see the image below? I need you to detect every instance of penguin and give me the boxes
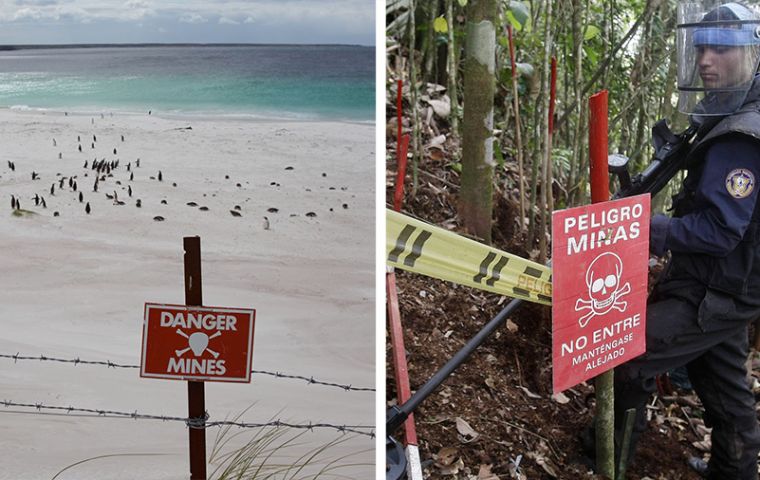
[53,138,57,147]
[68,178,72,188]
[78,144,82,153]
[263,216,270,230]
[158,171,163,182]
[31,171,38,180]
[93,179,98,192]
[230,210,242,217]
[136,159,140,168]
[58,152,62,159]
[15,199,20,210]
[50,184,55,195]
[41,197,46,209]
[127,162,131,172]
[130,172,134,181]
[136,199,142,208]
[10,195,15,209]
[77,135,80,142]
[93,135,96,142]
[128,185,132,197]
[78,192,83,203]
[83,160,88,169]
[72,181,77,192]
[85,202,90,214]
[34,194,39,206]
[91,142,95,149]
[9,161,14,172]
[121,135,124,142]
[113,148,117,155]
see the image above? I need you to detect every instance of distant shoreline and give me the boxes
[0,106,375,126]
[0,43,373,51]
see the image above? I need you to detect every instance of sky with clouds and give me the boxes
[0,0,375,45]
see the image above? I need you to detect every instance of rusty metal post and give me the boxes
[184,236,206,480]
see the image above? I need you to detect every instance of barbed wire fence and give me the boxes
[0,353,375,392]
[0,400,375,438]
[0,352,375,438]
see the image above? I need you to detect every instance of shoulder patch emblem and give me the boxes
[725,168,755,199]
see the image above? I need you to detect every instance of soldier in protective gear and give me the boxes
[604,2,760,478]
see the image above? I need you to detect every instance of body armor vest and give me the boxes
[667,94,760,300]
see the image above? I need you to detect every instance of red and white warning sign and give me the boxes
[551,194,650,393]
[141,303,255,383]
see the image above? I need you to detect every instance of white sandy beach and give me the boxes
[0,108,375,479]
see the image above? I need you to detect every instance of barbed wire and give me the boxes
[0,400,375,438]
[0,353,374,392]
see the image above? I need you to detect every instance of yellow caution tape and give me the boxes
[386,209,552,305]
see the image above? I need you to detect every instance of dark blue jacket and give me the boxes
[650,87,760,303]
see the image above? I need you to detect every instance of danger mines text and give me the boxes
[563,204,644,256]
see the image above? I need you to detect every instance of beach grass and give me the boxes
[209,408,371,480]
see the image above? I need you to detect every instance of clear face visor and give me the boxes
[677,1,760,116]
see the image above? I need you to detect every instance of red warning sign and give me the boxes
[141,303,255,383]
[551,194,650,393]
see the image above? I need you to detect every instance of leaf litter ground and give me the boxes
[384,137,755,479]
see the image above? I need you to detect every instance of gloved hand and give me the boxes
[650,214,670,256]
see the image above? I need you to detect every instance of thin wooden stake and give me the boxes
[184,236,206,480]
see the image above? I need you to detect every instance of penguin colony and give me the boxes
[4,119,353,226]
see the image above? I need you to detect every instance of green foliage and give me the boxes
[434,16,448,33]
[388,0,681,214]
[584,25,600,40]
[505,1,530,32]
[494,139,505,168]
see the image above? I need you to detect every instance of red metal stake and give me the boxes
[184,236,206,480]
[387,271,417,446]
[589,90,614,479]
[397,79,403,151]
[589,91,610,204]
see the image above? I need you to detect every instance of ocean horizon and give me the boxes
[0,44,374,122]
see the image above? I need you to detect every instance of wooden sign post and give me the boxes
[184,236,206,480]
[140,237,256,479]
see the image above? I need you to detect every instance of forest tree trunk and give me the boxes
[460,0,497,243]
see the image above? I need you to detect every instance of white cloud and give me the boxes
[178,13,206,24]
[0,0,375,44]
[124,0,148,8]
[14,0,58,6]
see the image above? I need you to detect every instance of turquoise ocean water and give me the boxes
[0,45,374,121]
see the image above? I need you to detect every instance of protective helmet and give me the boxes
[677,1,760,116]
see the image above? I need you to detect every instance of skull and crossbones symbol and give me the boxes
[574,252,630,328]
[175,329,221,358]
